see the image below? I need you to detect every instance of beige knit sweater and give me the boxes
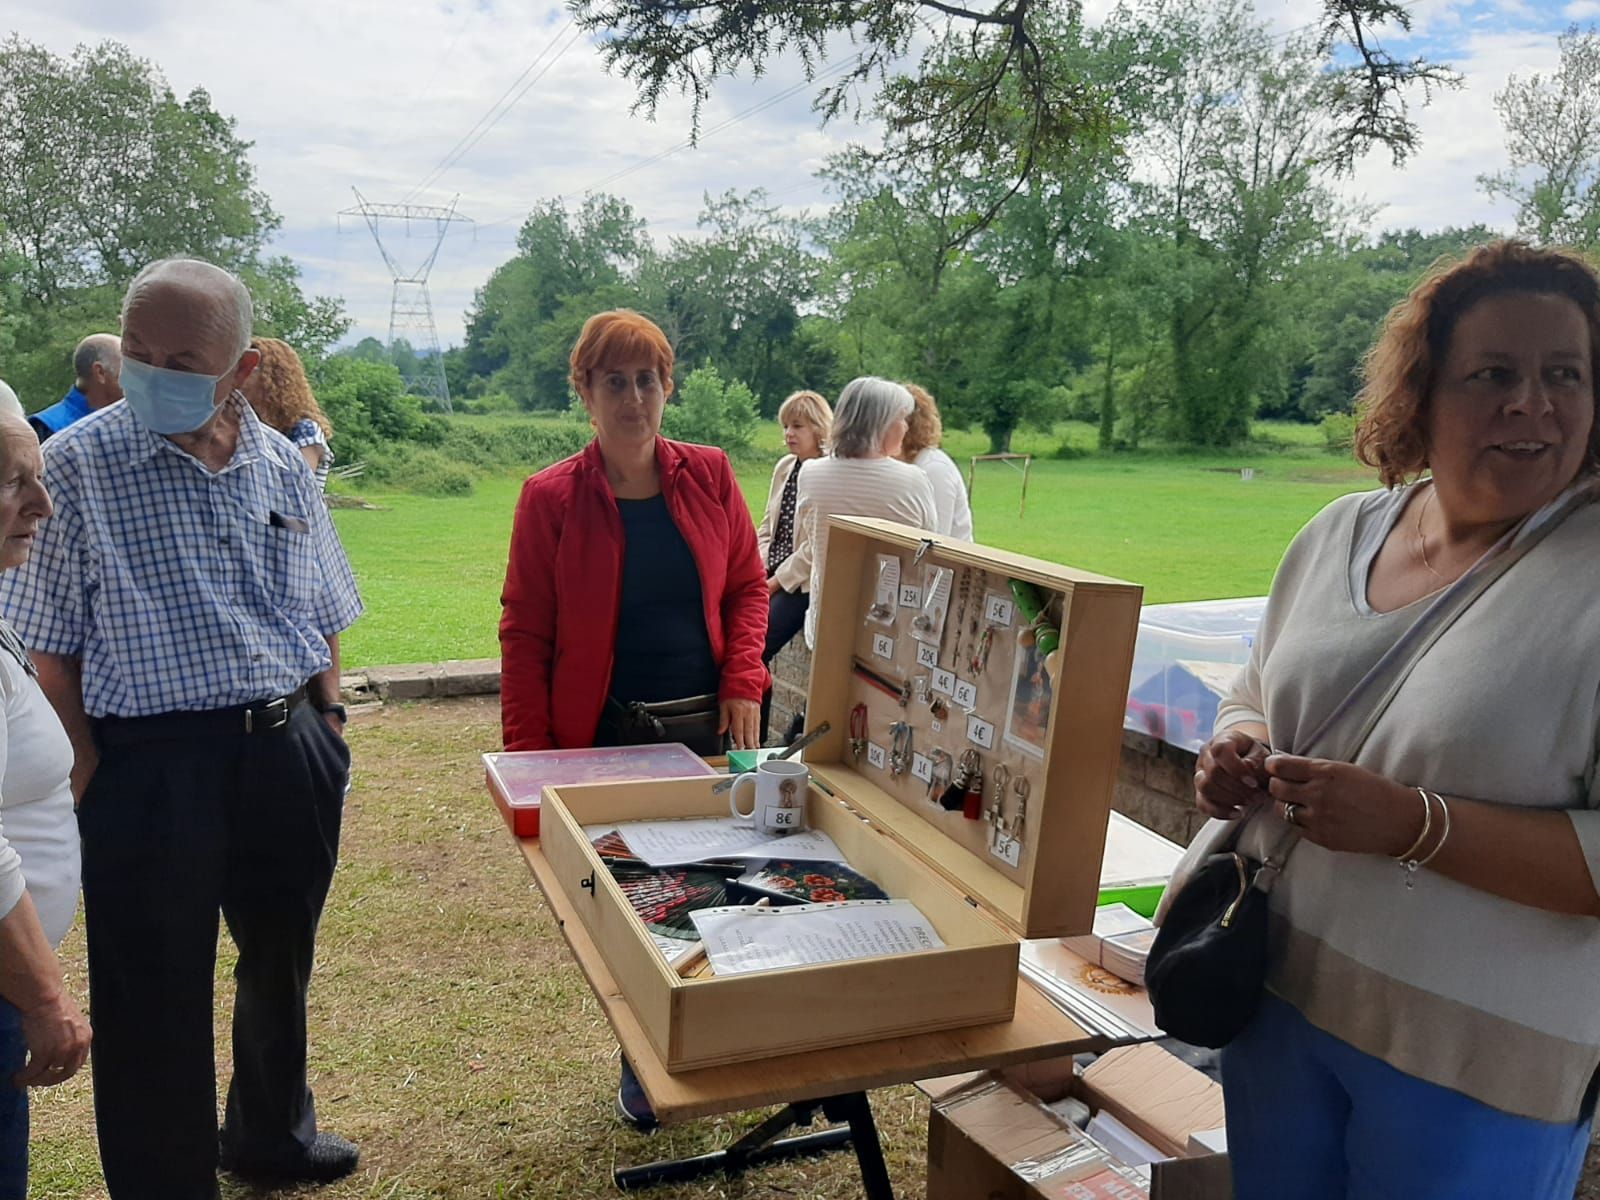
[1218,485,1600,1122]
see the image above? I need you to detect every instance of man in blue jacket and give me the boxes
[27,333,123,442]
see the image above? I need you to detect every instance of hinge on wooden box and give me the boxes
[964,895,980,908]
[914,538,937,565]
[579,871,596,896]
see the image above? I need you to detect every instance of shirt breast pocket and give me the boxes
[247,518,320,610]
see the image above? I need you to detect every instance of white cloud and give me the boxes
[0,0,1576,345]
[1564,1,1600,20]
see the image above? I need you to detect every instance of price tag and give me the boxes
[911,753,933,783]
[767,808,802,830]
[932,668,956,696]
[990,830,1023,868]
[952,678,979,710]
[967,713,996,749]
[931,720,943,733]
[916,642,939,670]
[984,593,1016,626]
[866,742,888,771]
[899,584,922,608]
[872,633,895,661]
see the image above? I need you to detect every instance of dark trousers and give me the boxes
[760,588,810,744]
[79,700,349,1199]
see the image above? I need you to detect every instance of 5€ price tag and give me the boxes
[984,593,1016,626]
[966,713,996,750]
[916,642,939,670]
[990,829,1023,868]
[866,742,888,771]
[871,633,895,661]
[911,753,933,783]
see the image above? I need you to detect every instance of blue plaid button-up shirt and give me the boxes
[0,394,364,717]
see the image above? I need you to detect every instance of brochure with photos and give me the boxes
[736,859,890,905]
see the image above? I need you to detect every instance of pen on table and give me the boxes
[711,723,832,794]
[675,898,771,978]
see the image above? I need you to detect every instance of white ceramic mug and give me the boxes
[728,758,809,834]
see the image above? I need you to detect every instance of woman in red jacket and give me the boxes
[499,309,767,757]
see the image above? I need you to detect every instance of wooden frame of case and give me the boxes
[537,517,1141,1072]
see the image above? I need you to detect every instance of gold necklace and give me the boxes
[1415,484,1444,580]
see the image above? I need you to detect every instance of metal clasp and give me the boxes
[579,872,596,896]
[244,697,289,734]
[914,538,937,565]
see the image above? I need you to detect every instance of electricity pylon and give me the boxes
[341,189,473,411]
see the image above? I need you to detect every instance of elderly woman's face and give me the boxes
[579,356,667,452]
[0,420,52,572]
[782,417,822,460]
[1427,292,1594,522]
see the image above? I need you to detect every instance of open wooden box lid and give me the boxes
[803,517,1142,940]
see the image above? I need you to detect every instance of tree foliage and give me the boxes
[660,364,761,453]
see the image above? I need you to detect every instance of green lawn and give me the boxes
[332,420,1375,668]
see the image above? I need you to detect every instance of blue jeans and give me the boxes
[0,997,26,1200]
[1222,994,1593,1199]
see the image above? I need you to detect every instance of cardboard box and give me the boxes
[925,1047,1231,1200]
[540,518,1142,1070]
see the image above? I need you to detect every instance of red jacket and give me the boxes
[500,437,770,751]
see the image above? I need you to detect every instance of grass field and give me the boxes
[331,419,1376,669]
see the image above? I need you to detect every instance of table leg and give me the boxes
[613,1091,893,1198]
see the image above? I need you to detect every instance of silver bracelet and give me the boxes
[1395,786,1433,864]
[1401,790,1451,890]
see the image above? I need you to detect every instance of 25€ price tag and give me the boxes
[931,668,956,696]
[967,713,996,750]
[952,678,979,710]
[871,633,895,661]
[911,753,933,783]
[984,593,1016,626]
[899,584,922,608]
[990,829,1023,868]
[866,742,888,771]
[916,642,939,670]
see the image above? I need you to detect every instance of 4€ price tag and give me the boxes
[966,713,996,750]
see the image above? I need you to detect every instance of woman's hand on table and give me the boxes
[1264,754,1421,856]
[720,698,761,751]
[1194,729,1271,819]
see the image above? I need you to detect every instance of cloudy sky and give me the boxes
[3,0,1589,345]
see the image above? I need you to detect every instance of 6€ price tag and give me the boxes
[866,742,888,771]
[984,593,1016,626]
[966,713,996,750]
[911,753,933,783]
[872,633,895,661]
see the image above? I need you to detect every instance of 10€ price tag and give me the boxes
[872,633,895,661]
[866,742,888,771]
[967,713,996,749]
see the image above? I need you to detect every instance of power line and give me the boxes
[402,16,582,204]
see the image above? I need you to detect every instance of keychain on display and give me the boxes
[853,659,912,706]
[914,675,932,706]
[1010,775,1031,844]
[849,703,868,763]
[1010,578,1064,685]
[987,764,1011,836]
[948,568,974,666]
[969,625,996,677]
[962,752,986,820]
[889,722,914,778]
[939,750,973,811]
[930,696,949,722]
[868,555,901,626]
[911,565,953,645]
[927,749,954,803]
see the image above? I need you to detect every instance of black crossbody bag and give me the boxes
[599,693,725,759]
[1145,485,1593,1049]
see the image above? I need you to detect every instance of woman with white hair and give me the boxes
[792,377,938,648]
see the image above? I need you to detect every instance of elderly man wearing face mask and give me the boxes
[0,258,364,1198]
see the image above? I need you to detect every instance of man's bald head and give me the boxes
[75,333,124,408]
[0,380,22,421]
[121,259,254,366]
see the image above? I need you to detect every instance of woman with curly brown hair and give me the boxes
[1186,240,1600,1197]
[899,382,973,539]
[240,337,335,490]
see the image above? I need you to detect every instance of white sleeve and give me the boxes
[0,673,21,923]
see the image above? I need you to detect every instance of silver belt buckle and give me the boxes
[245,697,290,733]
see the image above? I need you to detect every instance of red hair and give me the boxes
[569,310,675,397]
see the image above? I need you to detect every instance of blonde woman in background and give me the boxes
[240,337,335,490]
[900,383,973,540]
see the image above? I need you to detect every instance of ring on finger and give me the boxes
[1283,802,1301,827]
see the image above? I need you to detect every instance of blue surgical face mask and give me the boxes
[118,356,232,434]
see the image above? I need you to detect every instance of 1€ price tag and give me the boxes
[911,753,933,784]
[931,668,956,696]
[899,584,922,609]
[916,642,939,670]
[871,633,895,661]
[967,713,996,750]
[866,742,888,771]
[952,678,979,710]
[990,829,1023,868]
[984,593,1016,626]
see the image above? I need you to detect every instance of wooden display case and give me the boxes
[539,517,1142,1072]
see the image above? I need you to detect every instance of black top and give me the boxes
[609,495,720,703]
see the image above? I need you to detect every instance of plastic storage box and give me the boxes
[485,744,719,837]
[1124,597,1266,751]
